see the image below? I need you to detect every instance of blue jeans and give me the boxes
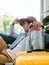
[0,33,16,44]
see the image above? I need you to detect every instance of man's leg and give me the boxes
[0,50,13,65]
[0,63,4,65]
[0,36,8,52]
[0,33,16,44]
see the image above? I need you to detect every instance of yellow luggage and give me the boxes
[14,50,49,65]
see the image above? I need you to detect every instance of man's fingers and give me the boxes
[12,18,19,25]
[32,21,41,31]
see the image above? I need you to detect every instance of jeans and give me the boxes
[0,33,16,44]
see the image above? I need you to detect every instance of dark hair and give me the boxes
[19,18,34,26]
[26,16,37,21]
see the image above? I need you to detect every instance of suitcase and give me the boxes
[14,50,49,65]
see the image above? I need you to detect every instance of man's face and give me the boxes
[23,21,29,32]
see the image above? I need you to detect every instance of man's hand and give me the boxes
[12,18,19,25]
[33,21,42,31]
[30,21,42,31]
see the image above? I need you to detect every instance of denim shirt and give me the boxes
[9,24,27,49]
[9,24,19,38]
[9,32,27,49]
[7,30,44,60]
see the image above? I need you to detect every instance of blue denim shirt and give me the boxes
[9,32,27,49]
[7,28,44,59]
[8,24,27,49]
[9,24,19,38]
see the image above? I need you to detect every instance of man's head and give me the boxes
[19,19,32,32]
[19,16,37,32]
[19,16,42,32]
[23,16,41,31]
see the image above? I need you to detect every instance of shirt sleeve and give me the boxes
[36,29,44,49]
[31,30,37,49]
[9,24,19,38]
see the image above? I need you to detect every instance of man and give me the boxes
[0,16,43,65]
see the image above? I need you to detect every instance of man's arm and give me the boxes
[9,18,19,38]
[9,24,14,35]
[29,21,43,49]
[36,30,44,49]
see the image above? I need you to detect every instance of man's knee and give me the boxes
[0,50,13,64]
[0,36,8,52]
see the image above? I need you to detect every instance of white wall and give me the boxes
[44,0,49,16]
[44,0,49,11]
[0,0,40,21]
[40,0,49,21]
